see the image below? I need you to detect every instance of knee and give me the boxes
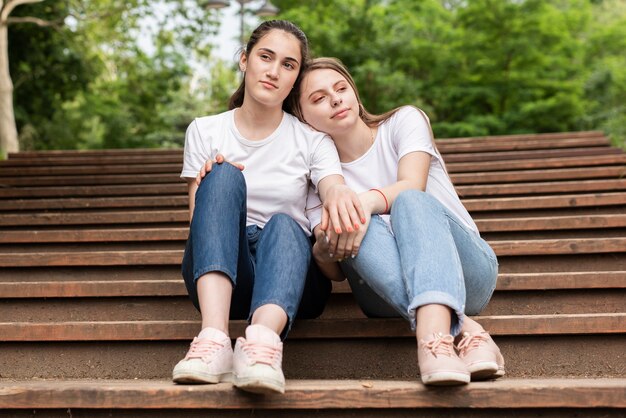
[197,162,245,195]
[265,213,300,232]
[392,190,434,215]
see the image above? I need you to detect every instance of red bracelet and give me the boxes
[369,188,389,214]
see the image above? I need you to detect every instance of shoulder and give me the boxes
[190,110,232,135]
[283,112,331,144]
[387,106,430,126]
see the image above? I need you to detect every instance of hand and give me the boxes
[326,209,371,261]
[320,184,366,235]
[195,154,244,185]
[312,226,335,265]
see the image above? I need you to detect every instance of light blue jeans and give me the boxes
[341,190,498,336]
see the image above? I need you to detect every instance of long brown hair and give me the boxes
[228,20,310,112]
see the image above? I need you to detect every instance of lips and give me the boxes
[331,108,350,119]
[260,80,278,89]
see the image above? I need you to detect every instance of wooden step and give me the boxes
[1,153,623,177]
[1,192,623,213]
[3,165,623,187]
[443,146,624,163]
[0,378,624,410]
[436,136,610,153]
[2,178,624,199]
[1,271,623,298]
[1,314,624,341]
[2,238,624,267]
[2,215,624,243]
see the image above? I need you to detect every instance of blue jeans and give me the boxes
[181,163,331,339]
[341,190,498,336]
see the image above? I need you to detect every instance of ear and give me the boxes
[239,52,247,72]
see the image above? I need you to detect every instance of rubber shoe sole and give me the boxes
[234,375,285,394]
[421,370,470,386]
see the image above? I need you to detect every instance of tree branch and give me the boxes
[1,0,45,24]
[7,15,62,28]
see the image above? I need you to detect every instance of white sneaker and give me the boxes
[233,324,285,394]
[172,327,233,384]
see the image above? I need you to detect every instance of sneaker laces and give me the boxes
[241,341,282,367]
[185,337,226,361]
[422,333,456,358]
[456,331,489,357]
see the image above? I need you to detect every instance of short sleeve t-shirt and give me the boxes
[307,106,478,234]
[181,110,343,235]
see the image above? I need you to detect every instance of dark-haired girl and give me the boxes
[173,23,364,394]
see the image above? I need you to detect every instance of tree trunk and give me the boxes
[0,20,19,156]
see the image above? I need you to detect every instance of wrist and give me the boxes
[359,191,379,214]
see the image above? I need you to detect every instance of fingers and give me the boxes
[335,232,353,261]
[196,159,213,185]
[216,153,244,171]
[320,206,329,232]
[326,226,339,258]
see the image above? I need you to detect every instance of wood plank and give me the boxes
[463,192,626,211]
[0,280,187,298]
[0,227,188,243]
[491,237,626,256]
[0,196,188,211]
[476,214,626,232]
[1,192,623,212]
[438,130,605,143]
[1,238,624,266]
[0,210,189,226]
[0,163,182,176]
[0,173,179,187]
[447,154,626,173]
[0,378,623,409]
[436,137,610,153]
[1,154,623,177]
[0,184,186,198]
[443,147,623,163]
[0,210,186,226]
[0,154,183,167]
[333,271,626,293]
[451,166,626,185]
[1,271,624,298]
[2,214,624,243]
[456,179,626,197]
[496,271,626,291]
[0,314,623,341]
[0,250,184,267]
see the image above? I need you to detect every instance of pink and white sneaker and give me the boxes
[456,331,506,380]
[233,324,285,394]
[172,327,233,384]
[418,332,470,386]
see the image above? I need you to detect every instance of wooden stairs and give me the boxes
[0,130,625,417]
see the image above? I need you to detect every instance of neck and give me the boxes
[333,120,375,163]
[235,95,284,141]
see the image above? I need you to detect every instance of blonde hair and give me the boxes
[290,57,403,127]
[291,57,455,188]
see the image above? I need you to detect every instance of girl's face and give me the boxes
[298,68,360,136]
[240,29,302,108]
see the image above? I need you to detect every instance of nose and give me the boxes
[266,62,280,80]
[330,93,342,107]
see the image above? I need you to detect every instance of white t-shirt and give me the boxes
[307,106,478,234]
[181,109,343,235]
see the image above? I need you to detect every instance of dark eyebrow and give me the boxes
[258,47,300,67]
[307,80,345,100]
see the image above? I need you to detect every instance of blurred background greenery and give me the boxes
[7,0,626,151]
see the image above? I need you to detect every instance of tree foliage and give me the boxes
[276,0,625,145]
[7,0,626,150]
